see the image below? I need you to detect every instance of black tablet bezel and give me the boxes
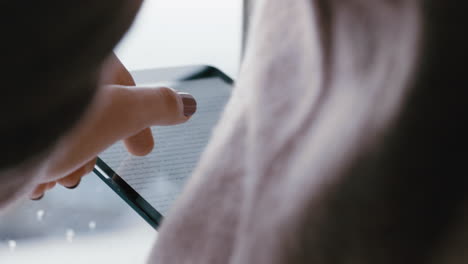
[93,65,233,230]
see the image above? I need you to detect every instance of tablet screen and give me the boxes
[97,68,232,224]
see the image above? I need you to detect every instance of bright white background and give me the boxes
[116,0,242,77]
[0,1,242,263]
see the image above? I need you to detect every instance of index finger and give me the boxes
[44,85,196,181]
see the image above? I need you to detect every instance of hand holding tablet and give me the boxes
[28,55,196,201]
[95,65,233,229]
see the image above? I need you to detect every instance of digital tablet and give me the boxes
[93,65,233,230]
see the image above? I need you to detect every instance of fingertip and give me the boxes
[125,141,155,156]
[31,194,44,201]
[124,128,155,156]
[65,179,81,189]
[30,184,48,200]
[177,92,197,118]
[58,159,94,188]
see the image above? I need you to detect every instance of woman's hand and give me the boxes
[29,54,197,199]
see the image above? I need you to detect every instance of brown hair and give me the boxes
[0,0,141,202]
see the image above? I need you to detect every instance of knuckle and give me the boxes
[157,87,177,102]
[155,87,181,116]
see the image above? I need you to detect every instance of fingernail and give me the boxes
[65,180,81,190]
[31,194,44,201]
[178,92,197,117]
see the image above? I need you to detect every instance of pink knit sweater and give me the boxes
[149,0,468,263]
